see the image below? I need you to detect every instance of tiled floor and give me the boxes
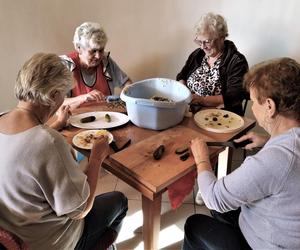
[92,148,247,250]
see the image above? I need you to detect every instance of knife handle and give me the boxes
[110,141,120,152]
[119,139,131,151]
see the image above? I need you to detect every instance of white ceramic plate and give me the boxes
[72,129,113,150]
[69,111,130,129]
[194,109,244,133]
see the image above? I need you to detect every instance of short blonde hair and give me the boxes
[15,53,73,107]
[194,12,228,39]
[73,22,108,50]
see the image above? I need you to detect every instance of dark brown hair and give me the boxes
[244,57,300,121]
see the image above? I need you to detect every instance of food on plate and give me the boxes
[194,109,244,133]
[175,146,189,155]
[80,115,96,123]
[75,130,110,148]
[107,100,126,110]
[150,95,173,102]
[202,111,239,129]
[153,145,165,160]
[180,152,190,161]
[105,113,111,122]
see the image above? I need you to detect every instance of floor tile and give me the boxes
[98,168,211,249]
[95,169,118,194]
[116,200,200,250]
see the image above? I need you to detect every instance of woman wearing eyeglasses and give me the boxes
[61,22,132,109]
[177,12,249,116]
[177,13,249,206]
[183,57,300,250]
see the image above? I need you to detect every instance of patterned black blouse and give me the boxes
[187,55,222,96]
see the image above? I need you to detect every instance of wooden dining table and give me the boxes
[59,102,256,250]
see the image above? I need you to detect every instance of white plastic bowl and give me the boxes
[120,78,192,130]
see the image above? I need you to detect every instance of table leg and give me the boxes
[142,194,162,250]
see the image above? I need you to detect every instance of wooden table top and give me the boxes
[58,103,256,200]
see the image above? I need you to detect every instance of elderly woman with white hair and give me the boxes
[177,12,249,115]
[183,57,300,249]
[0,53,128,249]
[177,12,249,206]
[61,22,132,108]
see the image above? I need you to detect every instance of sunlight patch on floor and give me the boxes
[158,225,184,249]
[132,225,184,250]
[116,209,143,243]
[117,208,184,249]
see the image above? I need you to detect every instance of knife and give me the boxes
[207,139,252,149]
[207,141,235,148]
[110,139,131,152]
[110,140,120,152]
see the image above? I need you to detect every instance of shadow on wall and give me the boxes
[130,54,173,81]
[128,28,193,82]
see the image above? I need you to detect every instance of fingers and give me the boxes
[244,142,256,150]
[234,134,250,143]
[56,105,71,120]
[190,138,210,166]
[93,135,110,152]
[234,132,265,150]
[190,138,208,153]
[62,105,71,115]
[90,135,110,161]
[85,90,105,102]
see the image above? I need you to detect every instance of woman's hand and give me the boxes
[190,138,212,172]
[234,131,269,150]
[191,94,204,105]
[178,79,186,85]
[84,90,105,102]
[50,105,71,130]
[89,135,110,166]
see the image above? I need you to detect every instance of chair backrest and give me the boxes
[0,228,28,250]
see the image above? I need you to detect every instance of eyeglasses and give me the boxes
[194,38,213,48]
[87,47,105,56]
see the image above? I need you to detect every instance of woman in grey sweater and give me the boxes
[0,53,127,249]
[183,57,300,249]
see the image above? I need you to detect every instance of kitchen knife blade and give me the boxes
[207,139,252,149]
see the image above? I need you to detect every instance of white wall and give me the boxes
[1,0,300,112]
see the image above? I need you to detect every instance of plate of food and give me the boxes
[72,129,113,150]
[69,111,130,129]
[194,109,244,133]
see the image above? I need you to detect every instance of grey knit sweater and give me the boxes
[199,128,300,249]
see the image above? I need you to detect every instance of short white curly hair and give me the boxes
[194,13,228,39]
[73,22,108,50]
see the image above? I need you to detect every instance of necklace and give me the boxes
[15,106,44,125]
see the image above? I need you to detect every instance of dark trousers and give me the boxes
[182,209,251,250]
[75,191,128,250]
